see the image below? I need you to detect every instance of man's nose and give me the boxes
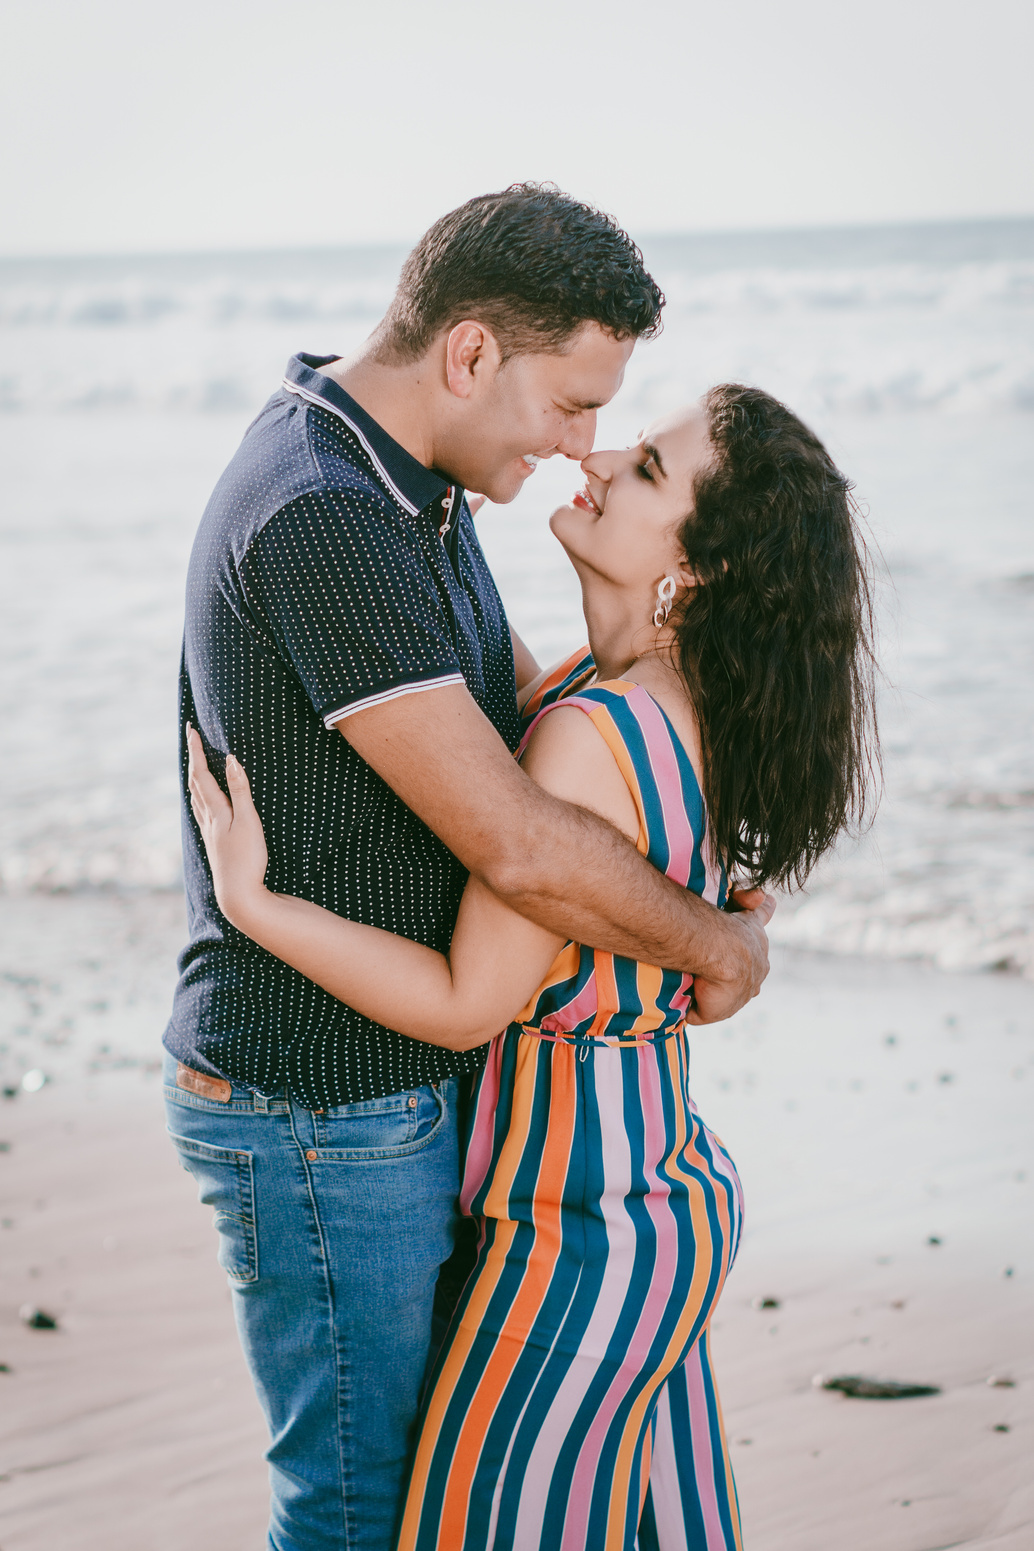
[556,411,597,462]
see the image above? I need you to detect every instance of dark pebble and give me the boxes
[18,1305,58,1330]
[752,1296,781,1309]
[993,1424,1011,1433]
[0,1362,10,1373]
[816,1374,941,1399]
[926,1235,943,1246]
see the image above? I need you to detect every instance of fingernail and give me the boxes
[226,755,239,774]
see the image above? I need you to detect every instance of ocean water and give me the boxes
[1,218,1032,981]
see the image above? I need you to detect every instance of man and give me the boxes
[164,184,773,1551]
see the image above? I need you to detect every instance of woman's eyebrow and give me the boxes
[642,441,667,479]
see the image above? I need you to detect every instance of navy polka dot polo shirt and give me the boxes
[164,353,521,1107]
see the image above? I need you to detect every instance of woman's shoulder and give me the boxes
[519,700,642,845]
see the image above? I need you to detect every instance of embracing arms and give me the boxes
[336,683,773,1024]
[190,675,773,1033]
[190,710,636,1049]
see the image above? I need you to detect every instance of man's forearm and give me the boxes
[484,792,740,983]
[338,684,768,1017]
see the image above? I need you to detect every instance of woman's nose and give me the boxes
[581,446,617,480]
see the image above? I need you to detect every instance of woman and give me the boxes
[188,383,878,1550]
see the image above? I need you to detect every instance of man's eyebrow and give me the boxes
[642,441,667,479]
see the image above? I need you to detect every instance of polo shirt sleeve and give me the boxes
[241,486,466,728]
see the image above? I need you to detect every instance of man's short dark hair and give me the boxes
[377,183,664,363]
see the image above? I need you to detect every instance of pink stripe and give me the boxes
[646,1384,691,1551]
[516,692,602,759]
[512,1051,638,1547]
[625,688,698,886]
[459,1039,503,1214]
[560,1049,684,1548]
[537,968,599,1034]
[685,1340,729,1551]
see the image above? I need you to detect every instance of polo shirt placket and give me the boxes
[165,354,521,1108]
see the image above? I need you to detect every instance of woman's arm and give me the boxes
[187,712,639,1051]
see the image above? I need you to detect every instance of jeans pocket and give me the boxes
[313,1084,448,1161]
[169,1130,259,1283]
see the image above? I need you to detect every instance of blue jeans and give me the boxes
[163,1053,468,1551]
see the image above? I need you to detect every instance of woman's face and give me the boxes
[550,403,713,605]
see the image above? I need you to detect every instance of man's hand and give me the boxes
[338,683,772,1000]
[685,885,776,1025]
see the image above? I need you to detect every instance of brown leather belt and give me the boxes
[176,1061,232,1104]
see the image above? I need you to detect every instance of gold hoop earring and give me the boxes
[653,576,677,628]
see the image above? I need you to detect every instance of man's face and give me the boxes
[438,323,636,504]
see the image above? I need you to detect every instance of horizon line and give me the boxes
[1,211,1032,268]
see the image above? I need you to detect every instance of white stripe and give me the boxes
[282,378,420,517]
[323,673,465,727]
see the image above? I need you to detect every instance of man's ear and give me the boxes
[444,321,502,400]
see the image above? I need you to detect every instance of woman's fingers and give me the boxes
[225,753,254,803]
[185,727,269,908]
[224,752,264,838]
[186,724,234,832]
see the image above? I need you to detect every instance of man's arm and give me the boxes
[339,683,772,1022]
[509,625,540,693]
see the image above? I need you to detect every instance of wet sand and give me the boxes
[0,918,1031,1550]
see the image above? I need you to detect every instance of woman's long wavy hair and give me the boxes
[673,384,880,889]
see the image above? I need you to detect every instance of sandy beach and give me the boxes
[0,895,1030,1550]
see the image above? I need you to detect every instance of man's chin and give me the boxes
[476,471,526,506]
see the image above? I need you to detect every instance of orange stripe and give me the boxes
[583,706,649,854]
[397,1040,542,1550]
[589,950,621,1039]
[522,647,594,718]
[703,1330,745,1551]
[629,963,665,1039]
[604,1038,733,1544]
[434,1045,579,1548]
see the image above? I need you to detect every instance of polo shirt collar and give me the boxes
[282,353,451,519]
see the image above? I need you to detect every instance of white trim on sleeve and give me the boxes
[323,673,466,728]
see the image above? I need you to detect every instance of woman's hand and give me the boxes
[186,725,269,926]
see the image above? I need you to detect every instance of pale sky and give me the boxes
[2,0,1032,256]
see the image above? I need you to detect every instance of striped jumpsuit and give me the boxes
[398,651,745,1551]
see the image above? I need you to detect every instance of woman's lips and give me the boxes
[572,486,601,515]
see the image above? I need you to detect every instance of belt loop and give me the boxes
[578,1043,589,1063]
[252,1089,269,1114]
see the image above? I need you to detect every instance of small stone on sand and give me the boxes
[815,1374,941,1399]
[19,1304,58,1330]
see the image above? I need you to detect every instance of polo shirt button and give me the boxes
[408,1096,418,1109]
[305,1149,318,1161]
